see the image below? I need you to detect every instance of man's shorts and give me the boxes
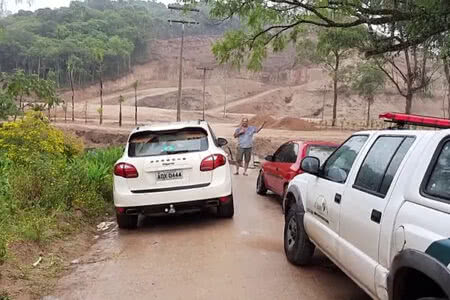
[237,147,252,164]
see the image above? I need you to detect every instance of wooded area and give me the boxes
[0,0,238,88]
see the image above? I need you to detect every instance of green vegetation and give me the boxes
[207,0,449,61]
[0,70,59,120]
[0,112,123,263]
[0,0,239,88]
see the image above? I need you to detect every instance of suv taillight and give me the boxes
[114,163,139,178]
[200,154,226,171]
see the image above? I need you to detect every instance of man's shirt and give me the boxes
[235,126,257,148]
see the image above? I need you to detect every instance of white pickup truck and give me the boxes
[283,128,450,300]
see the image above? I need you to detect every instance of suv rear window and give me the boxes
[307,145,337,165]
[128,128,209,157]
[424,140,450,201]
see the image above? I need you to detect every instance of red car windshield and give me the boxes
[307,145,337,165]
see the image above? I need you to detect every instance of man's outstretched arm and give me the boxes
[257,122,266,133]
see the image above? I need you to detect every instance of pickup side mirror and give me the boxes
[265,155,274,162]
[217,138,228,147]
[300,156,320,175]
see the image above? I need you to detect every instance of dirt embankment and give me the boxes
[62,127,129,148]
[249,114,317,131]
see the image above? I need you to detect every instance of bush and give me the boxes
[0,111,83,163]
[0,113,122,259]
[82,147,123,201]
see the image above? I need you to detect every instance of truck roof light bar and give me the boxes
[379,112,450,129]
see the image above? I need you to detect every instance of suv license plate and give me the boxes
[157,170,183,181]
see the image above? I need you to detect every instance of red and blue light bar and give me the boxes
[379,112,450,129]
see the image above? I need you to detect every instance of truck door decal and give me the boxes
[313,195,329,223]
[425,238,450,267]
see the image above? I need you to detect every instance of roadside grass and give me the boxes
[0,112,123,296]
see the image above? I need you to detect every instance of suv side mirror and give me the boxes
[217,138,228,147]
[301,156,320,175]
[265,155,274,162]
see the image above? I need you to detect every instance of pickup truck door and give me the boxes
[304,135,369,256]
[338,136,415,295]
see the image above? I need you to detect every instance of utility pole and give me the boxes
[168,4,199,122]
[322,84,327,122]
[223,69,228,118]
[197,66,213,121]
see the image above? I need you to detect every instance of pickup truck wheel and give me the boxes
[116,213,138,229]
[284,204,315,266]
[256,171,267,195]
[217,199,234,218]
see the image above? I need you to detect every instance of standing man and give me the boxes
[234,118,265,176]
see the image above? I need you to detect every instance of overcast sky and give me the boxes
[6,0,173,13]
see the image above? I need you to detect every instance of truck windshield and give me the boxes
[128,128,209,157]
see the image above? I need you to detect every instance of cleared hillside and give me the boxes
[62,35,448,124]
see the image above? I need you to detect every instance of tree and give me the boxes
[374,42,439,114]
[67,55,81,122]
[91,47,106,125]
[133,80,138,126]
[207,0,450,61]
[439,35,450,118]
[6,69,33,120]
[118,94,124,127]
[62,101,67,123]
[351,62,386,127]
[297,26,366,126]
[0,91,17,120]
[31,76,60,119]
[0,70,59,120]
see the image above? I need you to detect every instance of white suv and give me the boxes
[113,121,233,229]
[283,129,450,300]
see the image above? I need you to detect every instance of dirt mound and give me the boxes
[248,114,277,127]
[249,114,317,131]
[139,88,211,110]
[274,117,317,131]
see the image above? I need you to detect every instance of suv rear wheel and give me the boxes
[116,213,138,229]
[217,199,234,218]
[284,203,315,266]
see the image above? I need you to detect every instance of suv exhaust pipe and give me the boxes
[126,208,139,215]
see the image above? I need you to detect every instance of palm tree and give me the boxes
[119,95,125,127]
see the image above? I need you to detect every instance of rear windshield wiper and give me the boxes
[165,150,190,155]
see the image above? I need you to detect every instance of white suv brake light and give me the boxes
[200,154,226,172]
[114,163,139,178]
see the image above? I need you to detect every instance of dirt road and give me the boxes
[46,169,368,300]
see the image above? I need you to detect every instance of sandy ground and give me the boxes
[45,169,369,300]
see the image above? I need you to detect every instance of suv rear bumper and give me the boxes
[113,171,232,207]
[116,195,233,216]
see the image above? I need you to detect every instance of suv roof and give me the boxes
[132,120,208,134]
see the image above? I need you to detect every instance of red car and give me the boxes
[256,141,339,198]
